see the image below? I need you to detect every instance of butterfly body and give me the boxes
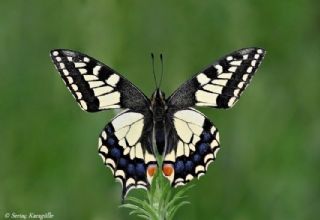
[50,47,266,198]
[150,89,167,155]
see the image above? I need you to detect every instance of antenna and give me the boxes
[151,53,158,89]
[159,53,164,88]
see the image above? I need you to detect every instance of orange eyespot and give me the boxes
[147,165,157,177]
[162,164,174,176]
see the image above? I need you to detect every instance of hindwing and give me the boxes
[162,108,220,186]
[98,109,157,198]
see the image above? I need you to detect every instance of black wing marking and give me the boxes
[98,109,157,198]
[162,108,220,187]
[167,47,266,109]
[50,49,149,112]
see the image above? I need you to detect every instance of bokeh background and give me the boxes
[1,1,320,219]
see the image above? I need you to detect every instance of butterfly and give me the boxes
[50,47,265,199]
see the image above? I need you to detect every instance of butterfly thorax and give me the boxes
[150,89,167,155]
[150,89,166,120]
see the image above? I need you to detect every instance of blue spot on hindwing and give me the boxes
[106,125,113,134]
[174,160,185,175]
[107,137,116,146]
[202,131,212,142]
[127,164,135,176]
[118,158,127,168]
[135,163,146,177]
[110,147,121,159]
[185,160,194,172]
[198,143,209,155]
[193,154,201,163]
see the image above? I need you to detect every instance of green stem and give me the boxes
[121,171,193,220]
[121,155,193,220]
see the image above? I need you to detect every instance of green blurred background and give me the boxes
[1,0,319,219]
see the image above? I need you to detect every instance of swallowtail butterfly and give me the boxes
[50,47,265,198]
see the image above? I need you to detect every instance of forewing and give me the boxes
[162,108,220,187]
[50,49,149,112]
[167,48,266,109]
[98,109,157,198]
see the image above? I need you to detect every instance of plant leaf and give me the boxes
[126,196,146,206]
[137,214,151,220]
[141,200,159,220]
[120,203,150,217]
[164,184,194,212]
[167,201,191,220]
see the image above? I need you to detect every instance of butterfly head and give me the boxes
[151,89,165,104]
[150,89,167,116]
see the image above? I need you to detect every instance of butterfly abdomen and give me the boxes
[150,89,167,155]
[155,121,165,154]
[153,104,166,155]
